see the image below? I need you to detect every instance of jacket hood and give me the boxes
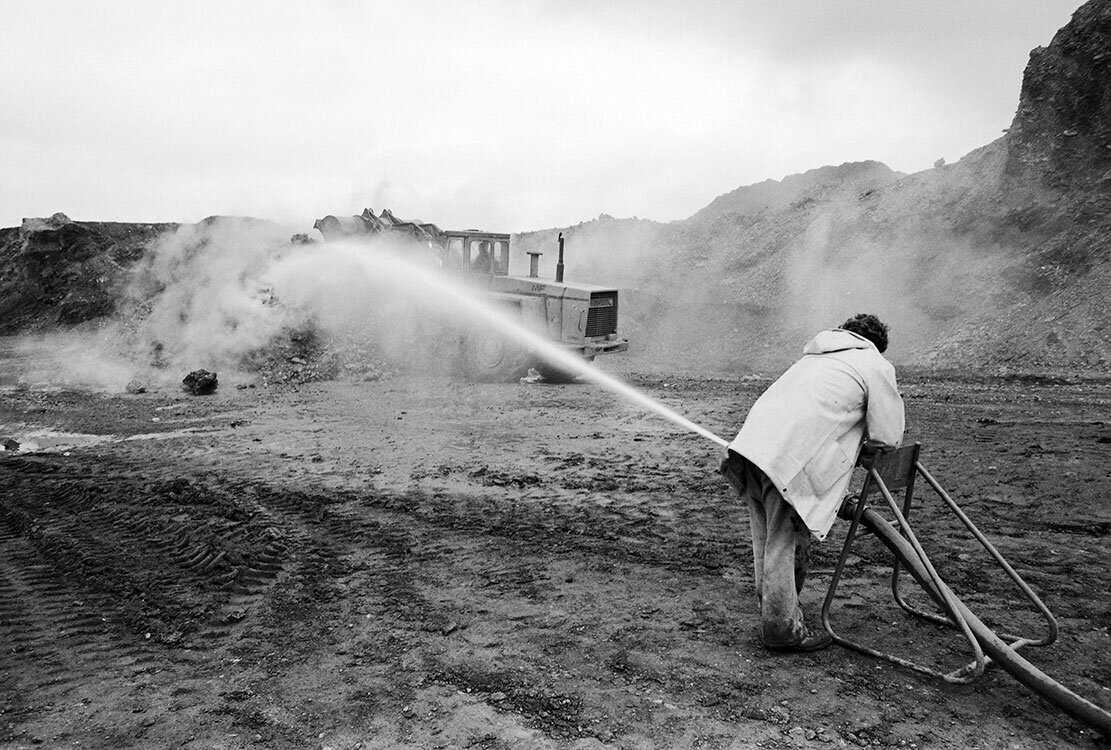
[802,328,875,355]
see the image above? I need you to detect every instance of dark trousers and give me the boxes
[722,452,811,646]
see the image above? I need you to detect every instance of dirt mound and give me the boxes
[689,160,905,225]
[0,213,178,334]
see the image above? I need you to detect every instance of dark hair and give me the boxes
[840,313,889,353]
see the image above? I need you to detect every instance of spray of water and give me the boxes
[6,220,731,450]
[300,240,731,448]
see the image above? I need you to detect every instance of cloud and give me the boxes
[0,0,1082,231]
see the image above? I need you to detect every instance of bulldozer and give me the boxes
[312,208,628,382]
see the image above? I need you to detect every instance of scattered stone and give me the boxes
[767,705,791,724]
[182,369,218,395]
[125,380,147,394]
[2,438,20,451]
[787,726,808,743]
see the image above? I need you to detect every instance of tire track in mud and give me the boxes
[0,516,164,744]
[0,449,448,745]
[0,456,291,641]
[0,443,744,744]
[239,483,435,635]
[366,485,743,577]
[0,452,302,743]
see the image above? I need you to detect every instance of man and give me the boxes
[471,242,493,273]
[720,313,905,652]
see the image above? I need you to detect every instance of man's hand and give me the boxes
[858,441,885,470]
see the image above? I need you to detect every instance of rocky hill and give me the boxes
[518,0,1111,375]
[2,0,1108,378]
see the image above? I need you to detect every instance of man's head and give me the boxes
[839,313,889,353]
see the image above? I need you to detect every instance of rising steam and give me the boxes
[8,219,468,391]
[126,218,300,375]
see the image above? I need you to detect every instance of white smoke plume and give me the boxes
[5,218,472,392]
[126,218,300,375]
[781,199,1013,362]
[123,218,465,384]
[6,329,137,392]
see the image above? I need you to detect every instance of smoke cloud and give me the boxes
[126,218,299,376]
[6,219,475,392]
[781,198,1012,363]
[509,179,1016,375]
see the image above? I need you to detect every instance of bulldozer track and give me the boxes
[0,447,737,685]
[0,520,160,718]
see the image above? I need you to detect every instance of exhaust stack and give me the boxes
[556,232,565,283]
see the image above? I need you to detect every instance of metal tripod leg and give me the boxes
[889,462,1058,677]
[821,464,986,683]
[818,444,1110,734]
[858,503,1111,735]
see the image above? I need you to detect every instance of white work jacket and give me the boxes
[728,329,905,540]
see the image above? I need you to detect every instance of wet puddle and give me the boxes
[0,426,218,454]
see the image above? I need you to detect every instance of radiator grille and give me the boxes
[586,292,618,337]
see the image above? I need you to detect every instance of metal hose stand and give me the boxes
[858,504,1111,736]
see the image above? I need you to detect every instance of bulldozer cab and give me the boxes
[441,231,510,276]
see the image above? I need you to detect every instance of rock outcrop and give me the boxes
[1005,0,1111,193]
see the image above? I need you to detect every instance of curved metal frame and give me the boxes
[851,501,1111,735]
[821,443,1058,684]
[890,462,1058,677]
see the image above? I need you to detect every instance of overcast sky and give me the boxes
[0,0,1083,233]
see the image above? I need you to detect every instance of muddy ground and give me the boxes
[1,354,1110,750]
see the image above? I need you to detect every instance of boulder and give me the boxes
[182,369,218,395]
